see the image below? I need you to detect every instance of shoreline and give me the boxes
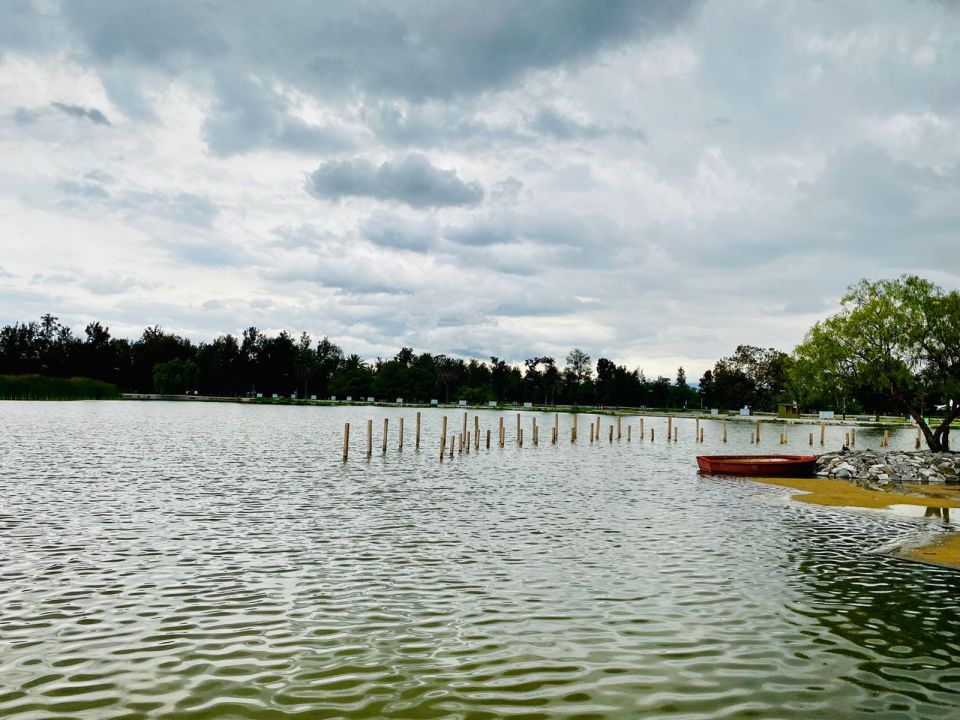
[745,474,960,569]
[115,393,927,428]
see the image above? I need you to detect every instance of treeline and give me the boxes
[0,374,121,400]
[0,315,701,407]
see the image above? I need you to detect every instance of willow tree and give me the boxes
[792,276,960,452]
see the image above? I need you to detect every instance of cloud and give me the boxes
[202,73,355,156]
[123,191,219,227]
[306,155,484,208]
[51,102,111,125]
[530,107,646,141]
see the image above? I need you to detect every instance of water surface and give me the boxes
[1,402,958,718]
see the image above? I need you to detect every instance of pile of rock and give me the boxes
[816,450,960,490]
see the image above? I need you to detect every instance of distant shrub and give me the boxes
[0,374,122,400]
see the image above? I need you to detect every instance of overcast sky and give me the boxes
[1,1,958,378]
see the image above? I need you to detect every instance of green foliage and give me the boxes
[792,275,960,450]
[1,314,700,407]
[152,358,200,394]
[0,374,121,400]
[699,345,792,412]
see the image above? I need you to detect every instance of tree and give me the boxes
[792,275,960,451]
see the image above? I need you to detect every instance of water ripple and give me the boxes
[2,402,960,718]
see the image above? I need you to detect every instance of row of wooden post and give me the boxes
[343,413,903,461]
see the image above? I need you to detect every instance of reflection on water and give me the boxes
[1,402,959,719]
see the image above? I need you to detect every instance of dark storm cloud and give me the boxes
[50,1,697,99]
[51,102,111,125]
[2,1,697,153]
[306,155,483,208]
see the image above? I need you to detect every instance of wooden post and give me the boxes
[699,427,704,442]
[449,435,454,459]
[820,423,825,446]
[651,427,655,442]
[590,424,595,442]
[440,416,448,461]
[668,416,673,438]
[695,418,700,438]
[519,428,523,447]
[486,428,491,449]
[532,417,537,446]
[783,426,787,443]
[516,413,521,443]
[916,428,921,449]
[416,411,421,450]
[723,421,728,443]
[755,420,760,442]
[465,431,470,454]
[342,423,350,461]
[572,414,578,442]
[367,419,373,457]
[554,413,559,441]
[851,428,856,446]
[463,412,468,441]
[595,415,600,438]
[673,427,678,442]
[617,416,622,440]
[399,417,404,450]
[639,417,644,438]
[627,425,632,442]
[609,425,613,442]
[552,426,557,444]
[809,432,813,446]
[845,432,850,447]
[475,416,480,450]
[499,417,505,448]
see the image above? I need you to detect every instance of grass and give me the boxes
[0,374,122,400]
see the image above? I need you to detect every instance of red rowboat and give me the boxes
[696,454,818,477]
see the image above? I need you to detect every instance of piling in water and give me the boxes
[367,419,373,457]
[342,423,350,461]
[399,417,404,450]
[440,416,448,461]
[416,411,421,450]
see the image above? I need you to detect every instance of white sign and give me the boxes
[818,410,835,420]
[710,408,719,416]
[431,399,438,405]
[458,400,467,406]
[272,393,278,399]
[396,398,403,404]
[330,395,336,401]
[256,393,262,398]
[367,397,374,403]
[310,394,316,400]
[346,396,352,402]
[739,406,750,416]
[488,401,497,407]
[523,402,533,408]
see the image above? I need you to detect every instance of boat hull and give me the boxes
[696,454,818,477]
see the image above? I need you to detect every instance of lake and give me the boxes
[1,402,958,719]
